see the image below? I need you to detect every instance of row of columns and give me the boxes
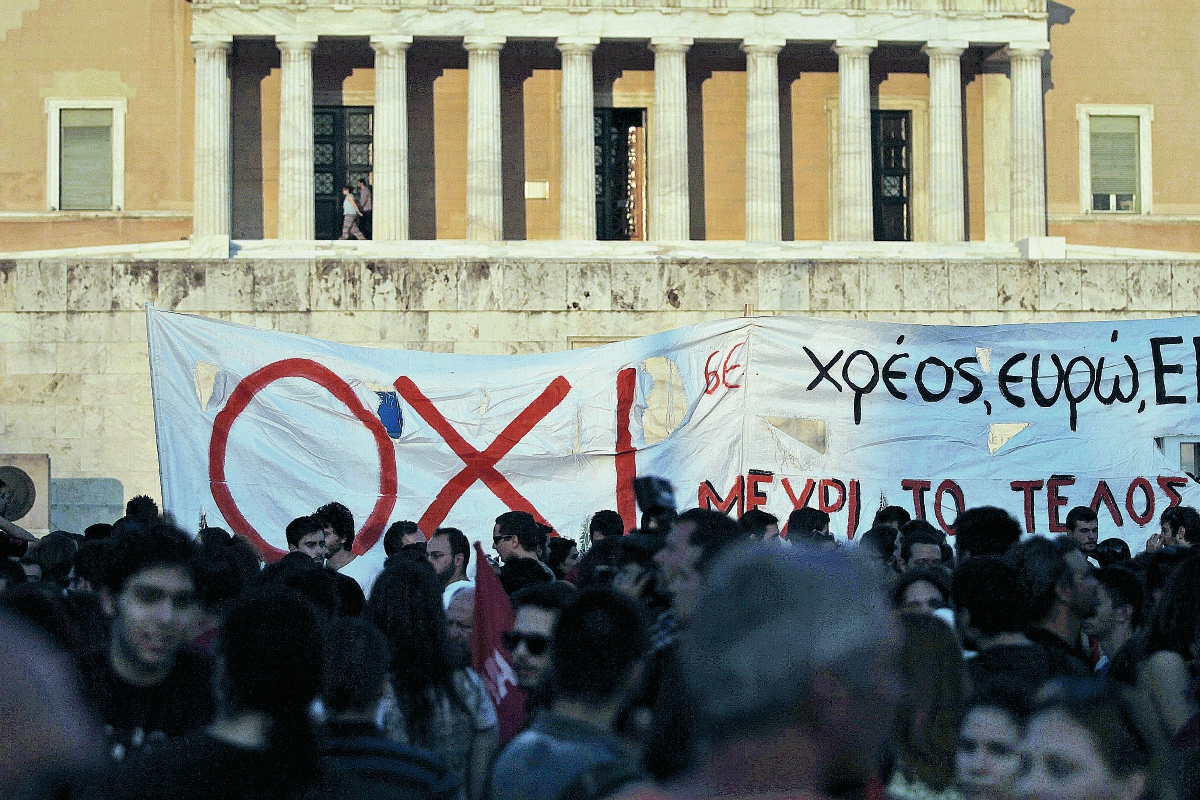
[190,34,1049,243]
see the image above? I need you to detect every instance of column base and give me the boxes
[190,234,231,258]
[1016,236,1066,260]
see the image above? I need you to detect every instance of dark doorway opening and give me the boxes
[871,109,912,242]
[594,108,646,241]
[314,106,374,240]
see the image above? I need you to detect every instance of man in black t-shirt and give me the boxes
[78,519,214,761]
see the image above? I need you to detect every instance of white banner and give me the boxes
[147,305,1200,587]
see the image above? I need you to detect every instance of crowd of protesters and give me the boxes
[1,486,1198,800]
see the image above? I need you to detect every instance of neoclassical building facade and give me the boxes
[1,0,1197,252]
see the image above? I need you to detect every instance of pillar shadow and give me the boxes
[686,64,711,241]
[231,39,277,240]
[779,60,800,241]
[500,52,533,241]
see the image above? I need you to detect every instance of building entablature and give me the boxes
[191,2,1047,42]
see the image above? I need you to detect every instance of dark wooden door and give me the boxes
[595,108,646,241]
[872,110,912,242]
[314,106,374,240]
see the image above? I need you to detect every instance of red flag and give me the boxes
[471,542,527,743]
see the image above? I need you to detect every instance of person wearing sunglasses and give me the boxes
[506,582,579,695]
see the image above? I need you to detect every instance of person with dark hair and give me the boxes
[493,511,546,564]
[546,537,580,581]
[1015,680,1150,800]
[495,512,554,592]
[312,504,365,618]
[1083,566,1143,675]
[285,515,325,565]
[951,556,1050,696]
[860,524,899,569]
[488,589,652,800]
[899,520,945,572]
[1119,553,1200,753]
[85,522,113,541]
[611,533,667,607]
[1158,504,1200,548]
[316,502,356,571]
[124,495,160,524]
[874,504,912,531]
[738,509,780,543]
[428,526,472,606]
[78,519,213,761]
[192,533,261,649]
[655,508,745,624]
[954,506,1022,563]
[116,588,340,799]
[30,531,78,588]
[322,618,461,800]
[589,509,627,544]
[1094,537,1132,567]
[1065,506,1100,557]
[507,581,580,694]
[574,536,623,588]
[384,519,431,567]
[956,684,1028,800]
[1007,536,1099,680]
[786,506,832,546]
[0,558,26,592]
[891,566,951,615]
[259,551,340,617]
[367,557,498,800]
[887,612,966,800]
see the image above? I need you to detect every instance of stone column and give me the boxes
[649,37,692,241]
[833,40,875,241]
[557,37,599,240]
[277,35,317,240]
[1009,43,1047,240]
[925,41,967,242]
[742,38,784,242]
[464,36,505,241]
[371,35,413,241]
[191,35,233,245]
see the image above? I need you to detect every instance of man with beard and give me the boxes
[428,527,472,608]
[1064,506,1099,559]
[1007,535,1100,679]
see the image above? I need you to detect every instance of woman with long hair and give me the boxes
[887,612,967,800]
[116,587,333,799]
[367,558,498,800]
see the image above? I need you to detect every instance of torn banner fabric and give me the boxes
[148,305,1200,587]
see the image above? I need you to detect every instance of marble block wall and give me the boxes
[1,255,1195,530]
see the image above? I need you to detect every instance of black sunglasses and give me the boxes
[502,631,551,656]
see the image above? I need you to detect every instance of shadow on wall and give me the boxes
[50,478,123,534]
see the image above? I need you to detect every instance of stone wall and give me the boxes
[3,255,1199,531]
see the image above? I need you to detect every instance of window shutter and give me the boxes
[60,108,113,210]
[1090,116,1139,195]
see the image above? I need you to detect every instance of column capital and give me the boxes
[922,40,968,57]
[1006,41,1049,59]
[650,37,693,53]
[556,36,600,54]
[191,34,233,52]
[276,34,318,53]
[741,38,785,55]
[833,39,876,56]
[370,34,414,54]
[463,35,506,53]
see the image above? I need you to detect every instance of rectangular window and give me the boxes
[60,108,114,210]
[1077,104,1152,216]
[1090,115,1139,213]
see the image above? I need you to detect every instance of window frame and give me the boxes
[44,97,126,212]
[1076,104,1153,216]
